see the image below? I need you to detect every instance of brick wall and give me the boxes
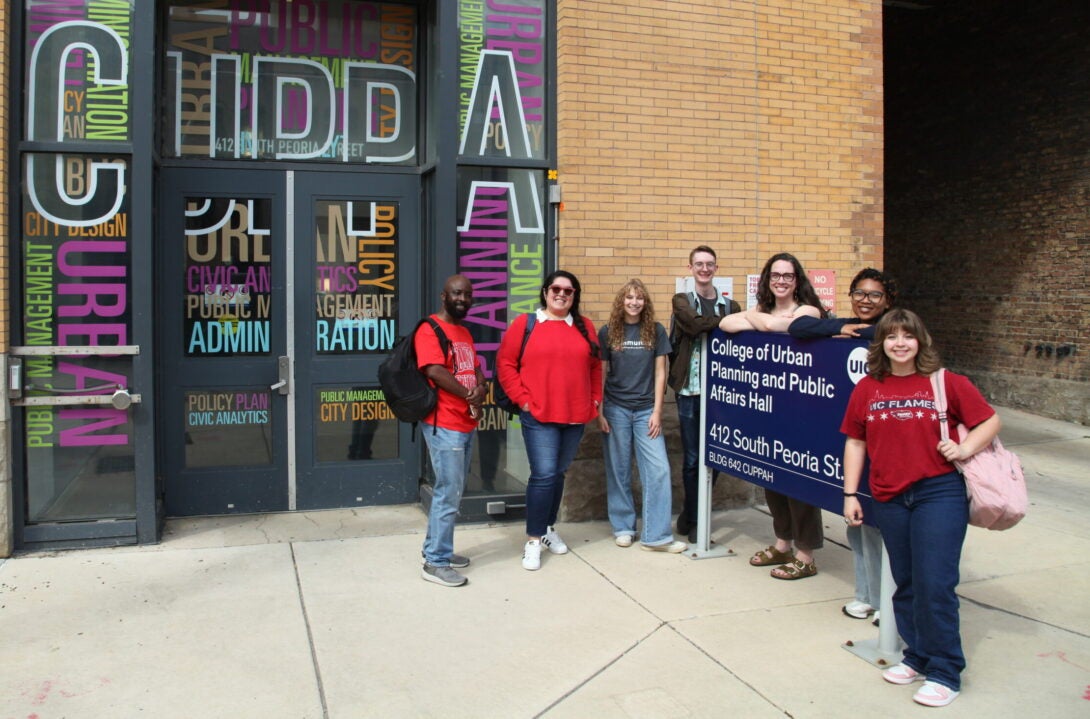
[556,0,884,320]
[885,1,1090,424]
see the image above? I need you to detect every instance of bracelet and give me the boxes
[842,492,858,498]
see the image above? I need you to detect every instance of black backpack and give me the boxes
[378,318,450,425]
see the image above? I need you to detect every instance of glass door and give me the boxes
[157,168,421,516]
[292,171,421,510]
[158,170,288,515]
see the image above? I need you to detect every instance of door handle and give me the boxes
[271,355,291,395]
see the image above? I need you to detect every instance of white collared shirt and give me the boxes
[535,307,574,325]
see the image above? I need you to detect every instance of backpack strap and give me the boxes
[424,317,450,363]
[930,368,950,443]
[420,317,452,434]
[515,314,535,367]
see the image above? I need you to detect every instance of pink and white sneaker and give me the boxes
[882,663,924,685]
[913,680,960,707]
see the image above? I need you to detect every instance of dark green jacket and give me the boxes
[667,290,739,393]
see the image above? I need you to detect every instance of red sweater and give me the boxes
[496,312,603,424]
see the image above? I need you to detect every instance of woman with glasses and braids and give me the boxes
[718,253,827,580]
[791,268,897,622]
[789,267,898,342]
[497,270,602,571]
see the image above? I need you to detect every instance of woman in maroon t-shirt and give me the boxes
[840,309,1000,708]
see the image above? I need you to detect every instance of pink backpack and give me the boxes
[930,370,1027,531]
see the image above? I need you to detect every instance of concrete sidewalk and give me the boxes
[1,406,1087,718]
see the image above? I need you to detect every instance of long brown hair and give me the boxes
[756,252,826,315]
[867,308,942,379]
[606,279,657,351]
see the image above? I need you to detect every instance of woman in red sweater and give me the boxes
[497,270,602,571]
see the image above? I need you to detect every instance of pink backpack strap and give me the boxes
[930,368,950,442]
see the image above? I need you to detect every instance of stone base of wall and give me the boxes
[972,370,1090,426]
[560,402,757,523]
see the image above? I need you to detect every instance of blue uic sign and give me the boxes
[704,331,876,524]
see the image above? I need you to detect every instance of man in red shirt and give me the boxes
[416,275,486,587]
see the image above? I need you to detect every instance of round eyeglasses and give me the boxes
[849,290,885,302]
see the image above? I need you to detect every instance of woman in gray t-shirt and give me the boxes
[597,279,687,552]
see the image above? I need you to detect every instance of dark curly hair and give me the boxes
[849,267,898,308]
[756,252,826,316]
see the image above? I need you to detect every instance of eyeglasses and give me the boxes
[692,262,717,270]
[769,272,796,282]
[849,290,885,302]
[548,285,575,297]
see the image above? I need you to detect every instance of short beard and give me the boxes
[445,301,469,320]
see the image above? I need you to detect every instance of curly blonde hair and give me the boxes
[606,279,657,351]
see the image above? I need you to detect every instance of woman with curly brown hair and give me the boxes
[719,252,825,334]
[597,279,686,552]
[719,253,827,580]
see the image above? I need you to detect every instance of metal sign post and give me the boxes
[686,333,734,560]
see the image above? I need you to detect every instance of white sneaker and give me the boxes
[542,526,569,554]
[842,600,876,619]
[882,663,924,685]
[913,681,959,707]
[615,535,634,547]
[640,540,688,553]
[522,540,542,570]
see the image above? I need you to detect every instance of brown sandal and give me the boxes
[749,545,794,567]
[770,558,817,580]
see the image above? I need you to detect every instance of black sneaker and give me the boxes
[421,563,467,587]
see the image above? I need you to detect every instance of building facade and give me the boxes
[2,0,889,554]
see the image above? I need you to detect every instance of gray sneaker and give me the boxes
[421,563,467,587]
[421,551,470,568]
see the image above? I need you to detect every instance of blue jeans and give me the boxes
[421,425,474,566]
[602,404,674,546]
[675,393,701,522]
[848,523,883,608]
[521,412,585,537]
[872,471,969,691]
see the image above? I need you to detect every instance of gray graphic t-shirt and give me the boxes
[599,322,672,410]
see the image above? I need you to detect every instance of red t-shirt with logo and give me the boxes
[414,315,481,433]
[840,371,995,501]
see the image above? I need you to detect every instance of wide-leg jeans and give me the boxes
[521,412,585,537]
[848,523,884,608]
[872,471,969,692]
[602,403,674,546]
[421,424,474,567]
